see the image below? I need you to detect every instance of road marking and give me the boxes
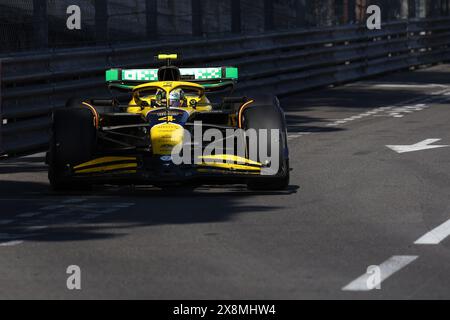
[387,139,449,154]
[342,256,418,291]
[415,219,450,245]
[323,88,450,127]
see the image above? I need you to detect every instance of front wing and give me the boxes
[63,154,278,186]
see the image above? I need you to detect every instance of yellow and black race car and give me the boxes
[46,54,290,191]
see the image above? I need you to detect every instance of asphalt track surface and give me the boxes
[1,65,450,299]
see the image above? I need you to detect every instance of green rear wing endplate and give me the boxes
[106,67,238,85]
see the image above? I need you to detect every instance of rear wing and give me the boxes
[106,67,238,89]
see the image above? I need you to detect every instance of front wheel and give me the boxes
[242,95,290,191]
[48,105,96,191]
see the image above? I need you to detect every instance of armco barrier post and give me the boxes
[146,0,158,39]
[33,0,48,49]
[95,0,108,43]
[231,0,242,33]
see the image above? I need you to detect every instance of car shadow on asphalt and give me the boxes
[0,156,48,174]
[286,114,345,134]
[0,179,299,244]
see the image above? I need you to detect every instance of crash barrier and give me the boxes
[1,17,450,156]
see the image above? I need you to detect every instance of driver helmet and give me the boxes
[168,89,185,108]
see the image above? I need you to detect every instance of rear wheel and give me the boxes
[48,105,96,191]
[242,95,290,191]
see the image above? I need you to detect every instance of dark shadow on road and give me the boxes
[363,69,450,85]
[0,156,47,174]
[0,179,299,243]
[286,114,344,133]
[282,66,450,114]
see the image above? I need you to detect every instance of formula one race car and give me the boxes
[47,54,290,191]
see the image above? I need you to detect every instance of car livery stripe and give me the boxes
[75,163,138,174]
[198,162,261,172]
[199,154,262,167]
[197,168,261,175]
[74,157,138,170]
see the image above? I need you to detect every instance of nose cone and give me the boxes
[151,123,185,156]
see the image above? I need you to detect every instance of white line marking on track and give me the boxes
[387,139,449,154]
[342,256,418,291]
[414,219,450,245]
[0,220,14,225]
[324,88,450,128]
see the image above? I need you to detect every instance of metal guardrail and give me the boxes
[1,18,450,156]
